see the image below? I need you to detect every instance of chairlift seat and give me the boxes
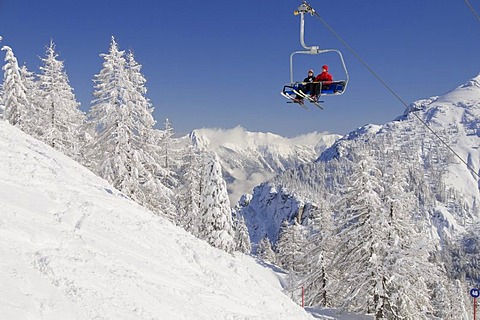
[320,81,347,95]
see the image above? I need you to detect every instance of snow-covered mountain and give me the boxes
[0,121,316,319]
[233,74,480,318]
[190,126,341,205]
[322,73,480,206]
[240,73,480,246]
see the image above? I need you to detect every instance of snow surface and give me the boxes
[239,72,480,280]
[319,73,480,216]
[406,73,480,216]
[0,121,318,319]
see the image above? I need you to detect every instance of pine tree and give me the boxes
[37,40,85,158]
[331,155,393,318]
[176,141,202,234]
[234,214,252,254]
[1,46,33,131]
[276,220,306,272]
[331,153,436,319]
[257,237,276,263]
[378,155,437,319]
[159,118,180,188]
[87,36,138,189]
[198,152,235,253]
[123,49,157,141]
[299,205,334,307]
[86,37,174,218]
[18,65,43,137]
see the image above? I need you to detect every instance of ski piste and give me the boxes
[292,89,324,110]
[280,91,309,109]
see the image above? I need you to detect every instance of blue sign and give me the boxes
[471,288,480,298]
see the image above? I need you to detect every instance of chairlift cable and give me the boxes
[309,6,480,179]
[464,0,480,25]
[312,12,409,107]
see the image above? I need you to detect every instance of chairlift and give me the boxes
[281,1,349,109]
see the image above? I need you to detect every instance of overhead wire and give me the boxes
[310,9,480,180]
[464,0,480,25]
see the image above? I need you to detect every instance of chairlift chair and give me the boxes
[281,1,349,108]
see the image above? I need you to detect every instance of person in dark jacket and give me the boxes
[295,69,316,102]
[311,65,333,101]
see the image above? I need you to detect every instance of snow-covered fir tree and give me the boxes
[379,165,438,319]
[447,224,480,283]
[175,140,202,235]
[37,40,85,159]
[330,152,437,319]
[159,118,180,189]
[275,220,306,272]
[198,152,235,253]
[86,37,174,218]
[0,46,33,131]
[256,237,276,264]
[234,214,251,254]
[18,65,43,137]
[87,36,138,188]
[297,205,334,308]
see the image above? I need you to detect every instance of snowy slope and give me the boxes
[404,74,480,203]
[323,73,480,210]
[241,73,480,247]
[191,126,340,204]
[0,121,315,319]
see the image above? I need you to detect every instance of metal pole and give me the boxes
[299,12,308,50]
[302,286,305,308]
[474,298,476,320]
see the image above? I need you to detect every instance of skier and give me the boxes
[311,65,333,101]
[295,69,316,104]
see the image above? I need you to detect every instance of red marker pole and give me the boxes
[474,297,477,320]
[472,289,480,320]
[301,286,304,308]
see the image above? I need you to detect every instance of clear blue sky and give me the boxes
[1,0,480,137]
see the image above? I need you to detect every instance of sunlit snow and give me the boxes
[0,122,316,319]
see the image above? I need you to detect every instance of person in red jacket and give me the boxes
[311,65,333,101]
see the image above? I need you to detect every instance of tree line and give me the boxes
[251,128,480,319]
[0,36,251,255]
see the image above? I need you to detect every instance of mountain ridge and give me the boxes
[240,73,480,246]
[190,126,341,204]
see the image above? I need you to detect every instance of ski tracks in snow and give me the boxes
[0,123,314,319]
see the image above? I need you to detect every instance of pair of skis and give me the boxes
[281,91,308,109]
[281,89,324,110]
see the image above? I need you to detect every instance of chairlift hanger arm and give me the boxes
[294,1,317,50]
